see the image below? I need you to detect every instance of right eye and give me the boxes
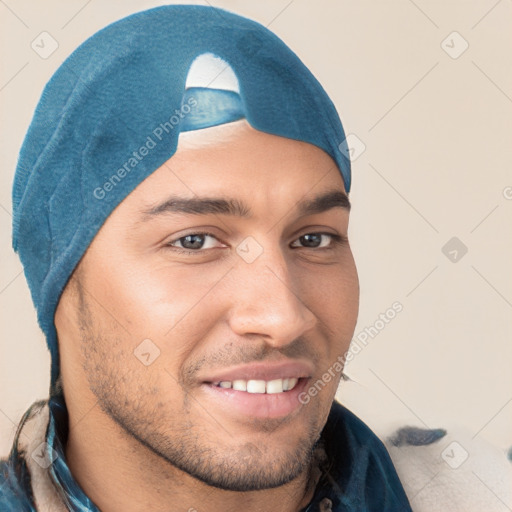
[165,232,225,254]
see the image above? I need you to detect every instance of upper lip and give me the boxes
[201,360,314,383]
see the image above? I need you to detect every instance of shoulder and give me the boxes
[384,425,512,512]
[0,399,53,512]
[0,457,36,511]
[323,401,413,511]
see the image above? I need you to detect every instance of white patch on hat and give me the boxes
[185,52,240,93]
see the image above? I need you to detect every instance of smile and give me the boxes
[198,360,314,419]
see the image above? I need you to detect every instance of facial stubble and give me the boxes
[70,274,326,492]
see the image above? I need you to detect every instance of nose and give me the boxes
[226,247,317,347]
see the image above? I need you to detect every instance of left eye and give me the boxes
[167,232,342,253]
[290,233,337,249]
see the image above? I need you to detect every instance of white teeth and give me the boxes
[214,377,299,394]
[266,379,284,394]
[232,380,247,391]
[247,380,266,394]
[283,378,298,391]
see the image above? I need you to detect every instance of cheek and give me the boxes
[75,285,185,415]
[90,252,216,331]
[300,261,359,340]
[86,254,230,374]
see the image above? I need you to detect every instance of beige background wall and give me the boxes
[1,0,511,493]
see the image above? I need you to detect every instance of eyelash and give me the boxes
[165,231,347,256]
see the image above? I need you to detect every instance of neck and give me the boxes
[64,400,320,512]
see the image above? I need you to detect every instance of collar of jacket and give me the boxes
[12,400,67,511]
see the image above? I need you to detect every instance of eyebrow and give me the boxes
[140,189,350,221]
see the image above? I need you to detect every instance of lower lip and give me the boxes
[200,378,309,419]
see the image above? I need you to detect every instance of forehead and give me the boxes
[115,120,347,220]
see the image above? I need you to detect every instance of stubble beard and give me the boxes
[73,277,323,492]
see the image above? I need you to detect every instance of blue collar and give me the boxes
[47,394,100,511]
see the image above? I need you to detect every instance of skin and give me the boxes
[55,120,359,512]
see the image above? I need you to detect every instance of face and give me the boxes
[56,120,359,491]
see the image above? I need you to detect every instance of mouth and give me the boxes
[198,361,313,420]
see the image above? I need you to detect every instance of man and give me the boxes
[1,5,413,511]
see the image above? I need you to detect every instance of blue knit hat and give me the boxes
[12,5,351,392]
